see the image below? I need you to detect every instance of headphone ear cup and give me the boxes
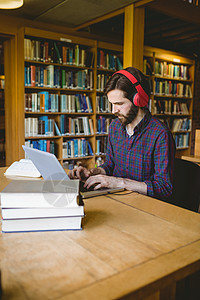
[133,93,139,106]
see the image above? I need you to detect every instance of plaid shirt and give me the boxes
[100,111,175,200]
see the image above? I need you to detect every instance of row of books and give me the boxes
[60,94,92,113]
[60,115,94,136]
[24,92,93,113]
[25,92,59,112]
[25,117,55,137]
[25,116,95,137]
[154,61,189,80]
[97,49,123,70]
[96,117,112,134]
[171,118,191,132]
[61,69,93,90]
[63,138,93,159]
[1,179,83,232]
[154,79,192,98]
[96,136,108,155]
[151,99,189,115]
[24,38,94,67]
[174,132,190,149]
[25,139,55,154]
[25,65,93,90]
[96,95,112,113]
[96,73,112,92]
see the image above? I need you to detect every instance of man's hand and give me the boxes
[69,166,106,181]
[84,174,148,195]
[84,174,123,190]
[69,166,90,181]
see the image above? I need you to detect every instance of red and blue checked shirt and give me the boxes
[100,111,175,200]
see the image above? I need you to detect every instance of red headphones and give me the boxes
[114,70,149,107]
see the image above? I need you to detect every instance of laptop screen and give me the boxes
[22,146,69,181]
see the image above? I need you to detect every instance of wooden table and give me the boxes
[181,155,200,165]
[0,167,200,300]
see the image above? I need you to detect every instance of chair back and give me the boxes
[170,158,200,212]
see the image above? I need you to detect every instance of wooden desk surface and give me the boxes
[181,155,200,165]
[0,168,200,300]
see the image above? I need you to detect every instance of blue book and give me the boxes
[78,94,85,112]
[74,139,78,157]
[81,94,88,112]
[67,140,71,157]
[54,121,61,136]
[60,115,65,135]
[32,140,39,150]
[87,141,94,155]
[40,67,44,87]
[25,67,27,86]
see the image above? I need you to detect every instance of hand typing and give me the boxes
[84,174,123,190]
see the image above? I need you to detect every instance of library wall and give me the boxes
[191,59,200,154]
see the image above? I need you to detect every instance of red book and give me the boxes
[31,65,36,87]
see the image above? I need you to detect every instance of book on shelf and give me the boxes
[96,95,111,113]
[25,117,55,137]
[25,38,95,68]
[171,118,191,132]
[62,138,93,158]
[154,61,189,80]
[0,179,83,232]
[97,50,122,70]
[174,132,190,149]
[143,58,153,75]
[96,136,108,155]
[154,79,192,98]
[54,121,61,136]
[172,101,189,115]
[25,140,55,154]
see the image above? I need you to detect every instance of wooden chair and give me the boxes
[170,158,200,212]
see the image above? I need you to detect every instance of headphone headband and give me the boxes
[114,69,149,107]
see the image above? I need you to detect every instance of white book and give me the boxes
[4,159,41,178]
[0,179,80,208]
[2,206,84,219]
[2,216,83,232]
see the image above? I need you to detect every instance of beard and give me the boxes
[115,103,139,126]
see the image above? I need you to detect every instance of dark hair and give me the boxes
[104,67,150,102]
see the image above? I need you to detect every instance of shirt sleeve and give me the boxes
[144,130,175,200]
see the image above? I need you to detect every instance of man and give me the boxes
[69,67,175,200]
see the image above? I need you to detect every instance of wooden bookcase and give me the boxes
[18,27,123,169]
[0,40,5,166]
[143,46,195,158]
[95,41,123,167]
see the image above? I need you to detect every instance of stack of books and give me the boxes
[0,179,84,233]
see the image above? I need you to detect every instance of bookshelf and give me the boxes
[23,28,97,170]
[95,41,123,166]
[0,40,5,167]
[21,28,123,170]
[143,46,195,158]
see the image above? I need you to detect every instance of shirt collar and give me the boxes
[124,110,152,136]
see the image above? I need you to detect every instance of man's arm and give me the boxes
[144,130,175,200]
[84,174,147,195]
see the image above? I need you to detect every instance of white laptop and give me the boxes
[22,146,124,198]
